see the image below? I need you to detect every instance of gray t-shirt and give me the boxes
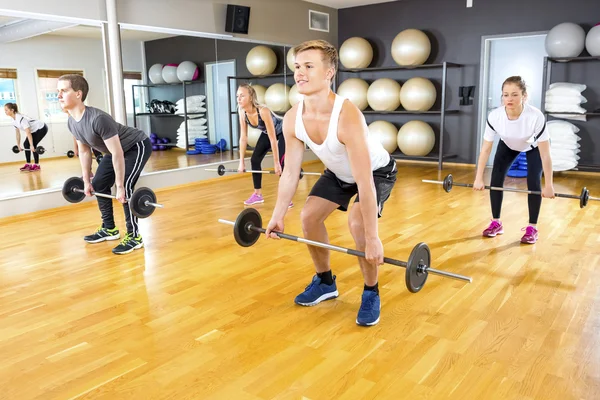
[68,106,147,154]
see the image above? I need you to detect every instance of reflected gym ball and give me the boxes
[176,61,199,81]
[585,24,600,56]
[339,37,373,69]
[247,126,262,147]
[545,22,586,58]
[397,120,435,156]
[338,78,369,111]
[289,84,303,107]
[148,63,165,84]
[162,64,180,83]
[252,84,267,104]
[246,45,278,76]
[286,47,296,71]
[391,29,431,66]
[368,120,398,154]
[400,77,437,111]
[367,78,401,111]
[265,83,291,113]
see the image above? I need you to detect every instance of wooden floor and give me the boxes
[0,149,238,198]
[1,161,599,399]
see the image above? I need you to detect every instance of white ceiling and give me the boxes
[304,0,399,9]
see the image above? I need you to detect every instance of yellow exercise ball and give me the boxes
[289,84,303,107]
[286,47,296,72]
[247,126,262,147]
[338,78,369,111]
[251,84,267,105]
[246,45,278,76]
[367,78,401,111]
[265,83,291,113]
[391,29,431,66]
[397,120,435,156]
[368,120,398,154]
[400,77,437,111]
[339,37,373,69]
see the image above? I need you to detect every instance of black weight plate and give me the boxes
[37,146,45,155]
[217,165,226,176]
[130,187,157,219]
[299,168,304,180]
[581,187,589,209]
[233,208,262,247]
[12,145,19,154]
[406,242,430,293]
[62,176,86,203]
[443,174,453,193]
[67,150,75,158]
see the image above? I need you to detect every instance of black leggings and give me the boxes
[92,138,152,236]
[490,140,543,224]
[251,133,286,189]
[23,125,48,164]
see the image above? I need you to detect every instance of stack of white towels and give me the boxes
[175,95,208,147]
[544,82,587,122]
[547,120,581,171]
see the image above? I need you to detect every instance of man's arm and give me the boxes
[77,140,94,184]
[338,101,379,240]
[271,105,305,220]
[103,135,125,189]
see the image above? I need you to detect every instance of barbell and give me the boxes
[66,150,103,162]
[422,174,598,209]
[12,145,46,155]
[61,176,164,218]
[218,208,472,293]
[206,164,322,180]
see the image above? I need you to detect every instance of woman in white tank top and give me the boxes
[4,102,48,172]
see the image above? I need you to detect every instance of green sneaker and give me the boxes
[84,226,120,244]
[112,233,144,255]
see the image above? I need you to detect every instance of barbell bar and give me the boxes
[206,164,322,180]
[12,145,46,155]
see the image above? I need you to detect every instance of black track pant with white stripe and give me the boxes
[92,137,152,236]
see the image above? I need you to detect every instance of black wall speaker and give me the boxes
[225,4,251,34]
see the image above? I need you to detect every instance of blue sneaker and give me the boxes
[294,274,338,306]
[356,290,381,326]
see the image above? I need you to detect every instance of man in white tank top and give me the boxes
[264,40,397,327]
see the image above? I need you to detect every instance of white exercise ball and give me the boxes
[367,78,401,111]
[400,77,437,111]
[176,61,199,81]
[246,45,278,76]
[265,83,290,113]
[368,120,398,154]
[585,24,600,56]
[286,47,296,71]
[148,63,165,84]
[162,64,180,83]
[247,126,262,147]
[289,84,303,107]
[391,29,431,66]
[397,120,435,156]
[252,84,267,105]
[338,78,369,111]
[339,37,373,69]
[545,22,586,58]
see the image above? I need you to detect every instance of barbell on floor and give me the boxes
[218,208,472,293]
[422,174,598,209]
[206,164,322,180]
[62,176,164,218]
[12,145,46,155]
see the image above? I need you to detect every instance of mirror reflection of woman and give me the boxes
[4,103,48,172]
[236,84,292,207]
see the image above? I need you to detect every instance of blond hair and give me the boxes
[238,83,262,111]
[293,39,338,79]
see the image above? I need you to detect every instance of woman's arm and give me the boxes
[538,141,555,198]
[238,110,248,170]
[260,107,281,168]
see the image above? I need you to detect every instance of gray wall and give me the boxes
[339,0,600,166]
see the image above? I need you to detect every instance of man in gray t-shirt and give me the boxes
[59,74,152,256]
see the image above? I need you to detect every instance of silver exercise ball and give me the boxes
[286,47,296,71]
[339,37,374,69]
[585,24,600,57]
[545,22,586,58]
[338,78,369,111]
[368,120,398,154]
[252,84,267,105]
[391,29,431,66]
[399,77,437,112]
[246,45,278,76]
[265,83,290,113]
[367,78,401,111]
[397,120,435,156]
[247,126,262,147]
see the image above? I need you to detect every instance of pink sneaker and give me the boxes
[30,164,40,171]
[520,226,538,244]
[244,193,264,205]
[19,164,31,172]
[288,201,294,208]
[483,220,504,237]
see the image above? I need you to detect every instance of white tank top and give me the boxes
[295,94,390,184]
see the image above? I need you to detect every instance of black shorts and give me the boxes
[308,157,397,217]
